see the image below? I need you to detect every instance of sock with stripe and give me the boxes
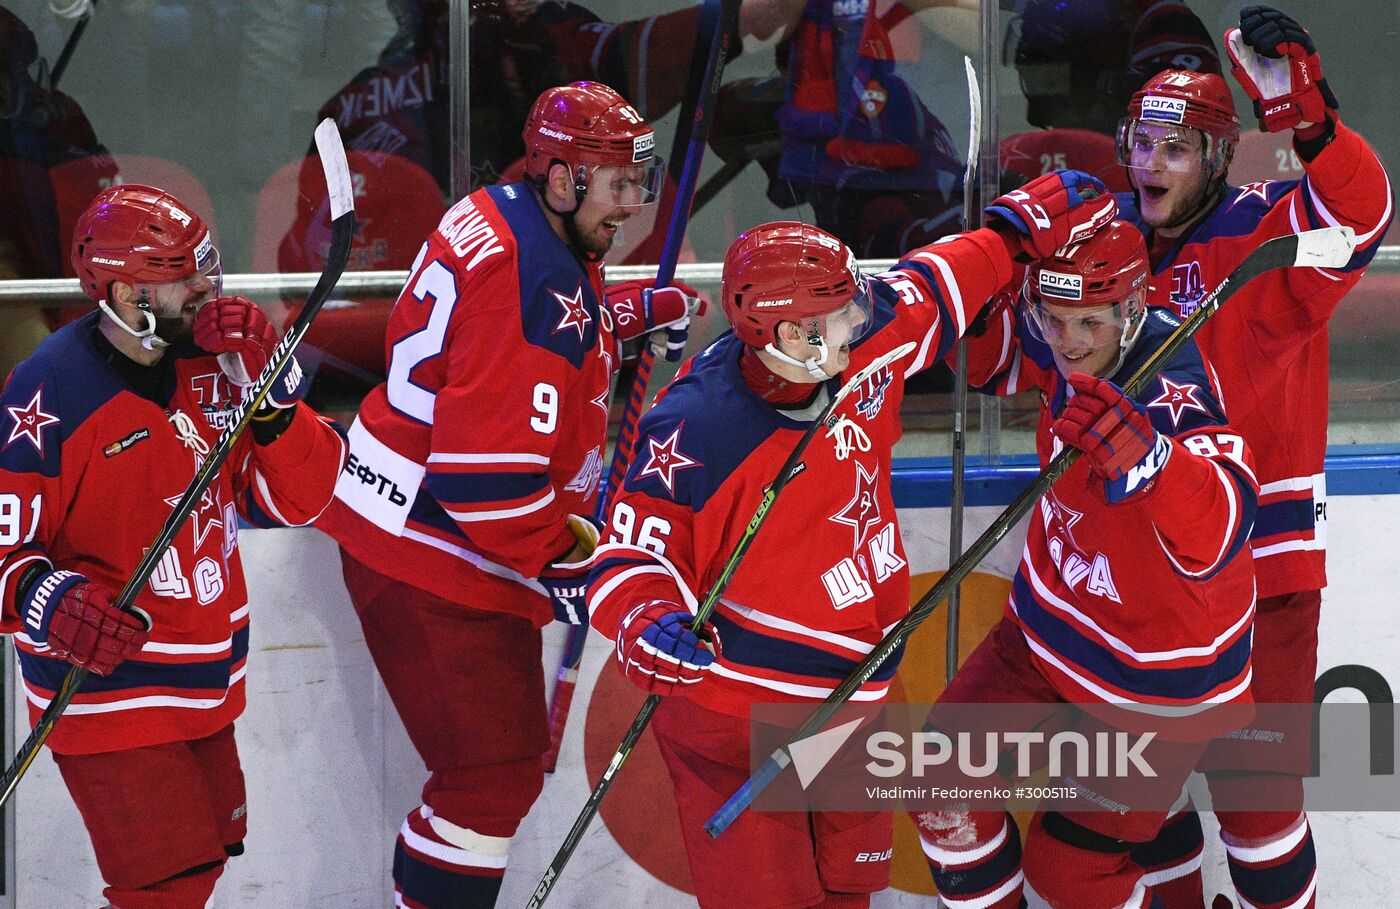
[393,804,509,909]
[1217,812,1316,909]
[1130,810,1205,908]
[914,809,1027,908]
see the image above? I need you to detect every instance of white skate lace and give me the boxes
[826,414,871,461]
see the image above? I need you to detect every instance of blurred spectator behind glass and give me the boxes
[0,7,117,375]
[767,0,969,259]
[1001,0,1220,192]
[277,0,742,399]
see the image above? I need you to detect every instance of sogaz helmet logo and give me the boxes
[1038,270,1083,301]
[1140,95,1187,124]
[633,132,655,163]
[194,232,214,269]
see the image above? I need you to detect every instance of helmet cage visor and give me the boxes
[762,276,875,381]
[581,158,664,208]
[1022,285,1143,354]
[1116,119,1227,175]
[135,245,223,306]
[808,278,875,349]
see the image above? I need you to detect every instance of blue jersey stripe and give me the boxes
[1011,573,1250,702]
[424,469,548,506]
[1252,495,1315,540]
[20,623,250,695]
[709,612,903,683]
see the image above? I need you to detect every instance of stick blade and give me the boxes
[1294,226,1355,269]
[314,118,354,220]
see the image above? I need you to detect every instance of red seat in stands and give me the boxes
[253,150,446,385]
[51,154,217,264]
[999,128,1132,194]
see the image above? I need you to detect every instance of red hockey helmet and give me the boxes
[522,81,661,207]
[721,221,873,377]
[1117,69,1239,174]
[71,183,220,303]
[1023,220,1149,374]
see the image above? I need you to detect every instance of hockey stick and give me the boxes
[691,158,748,216]
[704,225,1357,837]
[526,341,918,908]
[541,0,740,774]
[0,119,354,809]
[947,56,981,684]
[48,0,97,90]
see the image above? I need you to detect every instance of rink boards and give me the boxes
[12,450,1400,907]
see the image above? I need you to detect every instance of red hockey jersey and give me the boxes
[588,229,1013,718]
[1117,120,1392,598]
[318,183,617,626]
[964,304,1258,725]
[0,313,346,754]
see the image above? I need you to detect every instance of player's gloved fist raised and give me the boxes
[21,570,150,677]
[194,296,303,409]
[1226,6,1338,133]
[605,279,705,362]
[539,514,601,625]
[1053,373,1172,503]
[985,170,1118,261]
[614,600,720,696]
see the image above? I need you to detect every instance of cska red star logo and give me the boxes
[1230,181,1273,210]
[637,425,700,495]
[830,461,882,553]
[165,487,224,552]
[551,285,593,341]
[1042,492,1085,551]
[5,387,60,454]
[1147,376,1210,428]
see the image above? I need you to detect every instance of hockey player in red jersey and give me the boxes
[1112,9,1393,907]
[1001,0,1221,194]
[315,81,696,909]
[911,220,1260,908]
[586,170,1118,909]
[0,184,346,909]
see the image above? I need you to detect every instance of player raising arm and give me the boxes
[1114,7,1392,905]
[910,221,1260,908]
[586,170,1115,909]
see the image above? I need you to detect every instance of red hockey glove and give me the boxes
[984,170,1118,261]
[1053,373,1172,503]
[538,514,600,625]
[1226,6,1338,133]
[604,280,704,362]
[193,296,304,410]
[614,600,720,697]
[21,570,150,677]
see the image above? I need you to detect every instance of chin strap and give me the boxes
[762,341,836,380]
[97,297,169,350]
[763,320,840,381]
[1104,307,1149,380]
